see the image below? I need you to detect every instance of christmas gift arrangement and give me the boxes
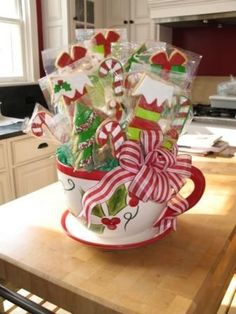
[25,29,205,249]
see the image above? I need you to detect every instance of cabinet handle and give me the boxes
[129,20,134,24]
[38,142,48,149]
[123,20,128,24]
[73,16,78,21]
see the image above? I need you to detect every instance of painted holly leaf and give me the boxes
[54,84,62,94]
[91,202,105,218]
[89,223,105,234]
[62,81,72,91]
[106,184,127,216]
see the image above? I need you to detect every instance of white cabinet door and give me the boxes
[0,140,13,205]
[13,158,58,198]
[130,0,153,42]
[105,0,153,41]
[41,0,71,48]
[105,0,130,35]
[0,172,13,205]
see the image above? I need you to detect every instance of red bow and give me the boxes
[55,45,87,68]
[150,49,187,71]
[93,30,120,57]
[81,130,192,228]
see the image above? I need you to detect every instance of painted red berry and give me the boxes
[129,196,139,207]
[101,217,121,230]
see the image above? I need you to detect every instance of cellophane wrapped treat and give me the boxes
[26,30,202,169]
[23,29,203,234]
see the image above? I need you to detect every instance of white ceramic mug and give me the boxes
[57,159,205,240]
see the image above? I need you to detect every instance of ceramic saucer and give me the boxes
[61,210,172,250]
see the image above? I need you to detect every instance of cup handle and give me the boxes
[185,165,206,211]
[153,166,205,228]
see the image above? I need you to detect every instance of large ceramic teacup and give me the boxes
[57,159,205,241]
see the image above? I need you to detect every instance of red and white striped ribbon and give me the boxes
[80,129,192,225]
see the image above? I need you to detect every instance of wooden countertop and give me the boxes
[0,155,235,314]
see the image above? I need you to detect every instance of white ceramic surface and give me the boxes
[57,164,166,240]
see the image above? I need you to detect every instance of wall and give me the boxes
[172,25,236,76]
[172,25,236,104]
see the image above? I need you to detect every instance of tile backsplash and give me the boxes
[0,84,48,118]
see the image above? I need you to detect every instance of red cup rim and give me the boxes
[56,158,107,180]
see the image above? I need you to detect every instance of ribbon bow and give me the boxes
[55,45,87,68]
[150,49,187,72]
[93,30,120,57]
[80,130,192,229]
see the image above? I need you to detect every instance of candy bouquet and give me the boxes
[25,29,205,246]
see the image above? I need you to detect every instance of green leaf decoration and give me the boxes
[124,43,147,71]
[89,223,105,234]
[91,203,105,218]
[106,184,127,216]
[54,84,62,94]
[92,45,105,55]
[171,65,186,73]
[62,81,72,91]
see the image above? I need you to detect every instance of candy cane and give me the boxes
[96,120,125,158]
[98,58,124,96]
[171,96,191,132]
[31,111,69,143]
[124,72,141,90]
[31,111,51,137]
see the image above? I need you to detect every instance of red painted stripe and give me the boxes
[139,96,163,112]
[129,117,160,130]
[56,159,106,180]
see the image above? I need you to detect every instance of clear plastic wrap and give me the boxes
[24,29,201,171]
[217,76,236,96]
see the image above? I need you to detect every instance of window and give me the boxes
[0,0,39,84]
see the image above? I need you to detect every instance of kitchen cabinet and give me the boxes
[0,140,14,204]
[147,0,236,41]
[41,0,71,49]
[13,157,57,197]
[148,0,236,20]
[73,0,95,29]
[0,134,58,205]
[41,0,105,48]
[8,135,58,198]
[0,172,12,205]
[105,0,154,42]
